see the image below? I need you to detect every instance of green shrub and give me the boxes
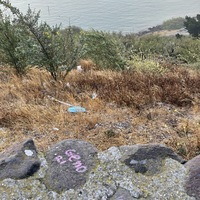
[175,37,200,63]
[184,14,200,38]
[128,55,167,74]
[121,33,200,65]
[161,17,185,30]
[80,30,127,70]
[0,15,37,75]
[121,34,172,60]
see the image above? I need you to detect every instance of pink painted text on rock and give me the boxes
[54,149,87,173]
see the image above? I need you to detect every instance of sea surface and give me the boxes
[8,0,200,33]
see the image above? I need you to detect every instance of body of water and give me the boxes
[8,0,200,33]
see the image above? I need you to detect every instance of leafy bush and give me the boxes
[174,37,200,63]
[161,17,185,30]
[121,33,200,65]
[128,55,167,74]
[122,34,172,61]
[0,15,37,75]
[80,30,127,70]
[184,14,200,38]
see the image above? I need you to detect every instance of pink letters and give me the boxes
[55,155,67,165]
[54,149,87,173]
[55,155,62,163]
[76,165,87,173]
[73,160,82,168]
[68,154,81,162]
[65,149,76,157]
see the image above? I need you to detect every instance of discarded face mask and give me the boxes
[67,106,86,113]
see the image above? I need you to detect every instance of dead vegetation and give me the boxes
[0,64,200,160]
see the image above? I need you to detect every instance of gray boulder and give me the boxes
[119,143,185,175]
[0,139,40,180]
[185,155,200,199]
[44,139,98,193]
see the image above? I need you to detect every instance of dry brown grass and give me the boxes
[0,64,200,160]
[78,59,97,71]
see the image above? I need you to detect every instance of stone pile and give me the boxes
[0,139,199,199]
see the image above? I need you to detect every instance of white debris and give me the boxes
[24,150,34,157]
[77,65,83,71]
[92,92,97,99]
[66,82,70,88]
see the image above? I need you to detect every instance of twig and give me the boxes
[47,95,73,107]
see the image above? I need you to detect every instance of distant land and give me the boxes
[8,0,200,33]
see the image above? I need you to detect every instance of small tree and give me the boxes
[0,1,81,80]
[184,14,200,38]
